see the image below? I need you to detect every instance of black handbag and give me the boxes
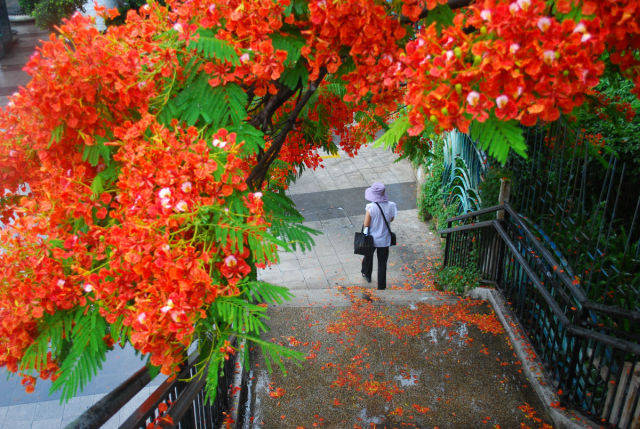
[354,226,374,255]
[375,202,397,246]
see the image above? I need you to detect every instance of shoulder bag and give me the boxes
[354,225,374,255]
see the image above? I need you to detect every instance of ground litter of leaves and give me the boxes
[242,280,552,429]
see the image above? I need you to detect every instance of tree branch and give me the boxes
[246,69,328,190]
[248,82,299,133]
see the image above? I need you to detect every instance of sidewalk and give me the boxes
[0,21,47,106]
[245,146,552,428]
[0,24,167,428]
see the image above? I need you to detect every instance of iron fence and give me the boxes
[68,341,240,428]
[509,121,640,312]
[442,130,488,213]
[441,205,640,428]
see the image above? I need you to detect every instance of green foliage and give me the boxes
[196,279,304,402]
[436,264,481,295]
[283,0,308,17]
[51,308,109,401]
[242,280,293,305]
[227,123,265,155]
[423,4,454,35]
[18,0,38,14]
[280,61,309,90]
[269,31,308,90]
[418,136,457,230]
[373,112,436,167]
[373,112,409,150]
[189,29,240,65]
[21,307,111,402]
[32,0,85,29]
[479,165,511,211]
[213,297,270,334]
[262,191,320,253]
[270,33,305,68]
[159,74,247,128]
[470,113,527,164]
[574,74,640,173]
[239,334,303,374]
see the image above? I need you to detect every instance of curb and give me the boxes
[467,287,597,429]
[227,338,247,429]
[8,15,35,23]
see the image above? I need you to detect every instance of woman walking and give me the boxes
[361,182,397,290]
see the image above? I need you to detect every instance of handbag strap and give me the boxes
[374,202,393,235]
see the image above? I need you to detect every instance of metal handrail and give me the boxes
[69,342,238,429]
[67,366,152,428]
[492,220,571,327]
[439,219,494,235]
[439,212,640,355]
[502,203,589,302]
[443,204,504,223]
[442,204,640,323]
[120,353,197,428]
[503,203,640,322]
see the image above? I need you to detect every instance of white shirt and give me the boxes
[365,201,397,247]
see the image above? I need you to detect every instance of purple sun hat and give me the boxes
[364,182,388,203]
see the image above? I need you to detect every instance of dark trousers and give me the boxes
[361,246,389,290]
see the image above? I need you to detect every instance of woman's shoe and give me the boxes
[362,273,371,283]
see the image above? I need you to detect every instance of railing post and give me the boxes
[497,178,511,220]
[443,219,452,267]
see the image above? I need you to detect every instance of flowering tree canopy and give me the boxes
[0,0,638,401]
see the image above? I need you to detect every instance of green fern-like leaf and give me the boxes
[227,123,265,155]
[50,308,109,402]
[213,297,269,335]
[270,32,305,67]
[241,280,293,305]
[262,191,320,252]
[423,4,455,35]
[469,114,527,164]
[159,74,247,128]
[238,334,304,374]
[373,112,410,149]
[284,0,308,16]
[280,61,309,90]
[189,29,240,65]
[320,82,346,98]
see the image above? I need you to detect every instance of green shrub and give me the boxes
[417,136,461,231]
[435,265,481,295]
[33,0,85,29]
[18,0,39,14]
[106,0,158,26]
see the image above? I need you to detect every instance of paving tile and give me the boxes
[2,419,32,429]
[5,403,37,420]
[275,269,304,283]
[61,394,99,420]
[31,417,62,429]
[277,259,301,272]
[33,399,64,420]
[283,280,307,290]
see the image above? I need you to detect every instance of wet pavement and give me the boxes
[244,146,552,428]
[242,299,551,428]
